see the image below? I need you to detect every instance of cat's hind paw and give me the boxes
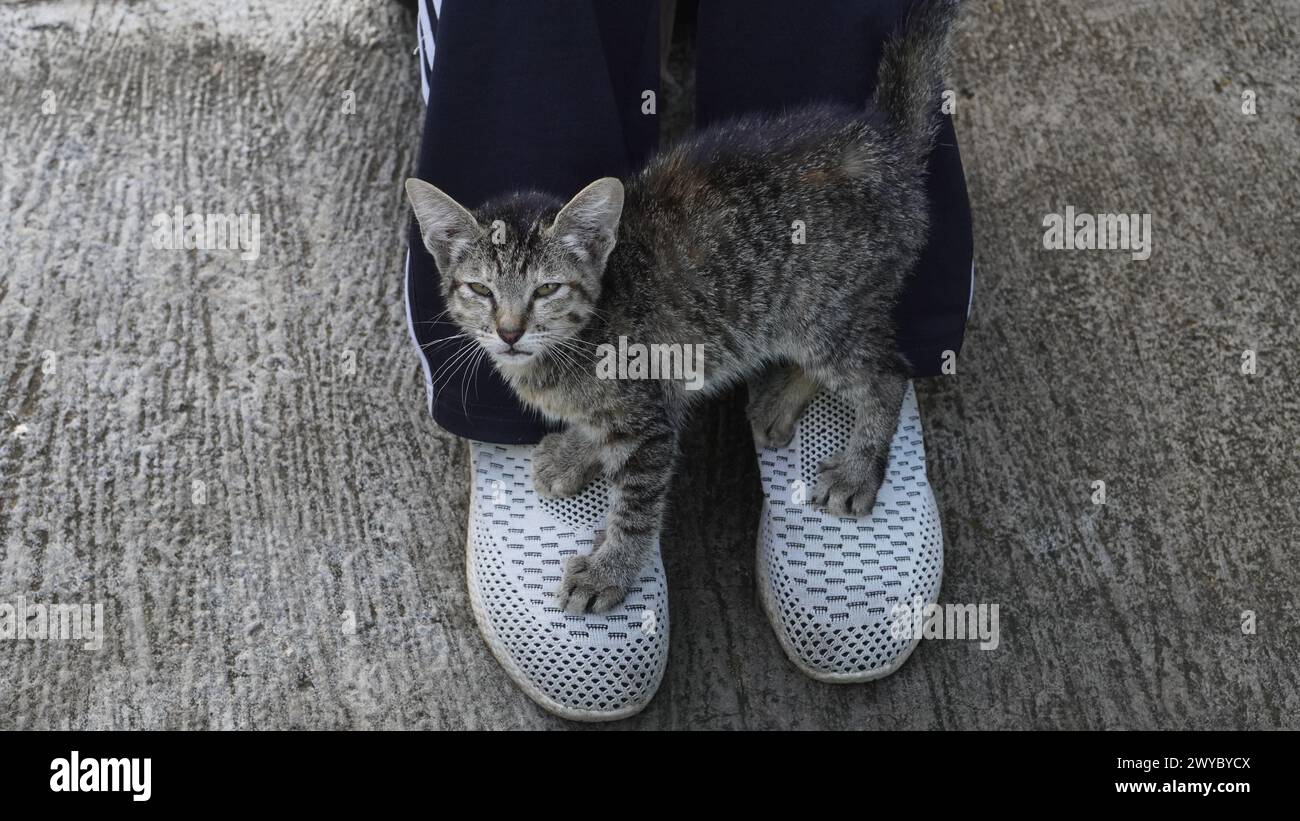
[748,392,804,449]
[747,367,819,449]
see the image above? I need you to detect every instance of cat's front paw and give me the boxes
[557,553,630,614]
[810,452,883,517]
[533,432,599,498]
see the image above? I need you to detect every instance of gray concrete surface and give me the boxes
[1,0,1297,730]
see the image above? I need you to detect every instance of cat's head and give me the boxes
[405,177,624,373]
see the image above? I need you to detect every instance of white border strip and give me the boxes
[418,0,437,79]
[416,5,431,103]
[409,0,439,413]
[404,249,436,415]
[967,260,975,319]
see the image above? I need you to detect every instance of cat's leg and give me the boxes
[532,427,603,498]
[747,362,822,448]
[557,420,678,613]
[806,358,908,517]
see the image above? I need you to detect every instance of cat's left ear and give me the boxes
[550,177,624,267]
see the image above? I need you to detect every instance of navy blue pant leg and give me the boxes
[695,0,974,376]
[406,0,658,444]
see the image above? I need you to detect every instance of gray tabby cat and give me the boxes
[406,0,960,613]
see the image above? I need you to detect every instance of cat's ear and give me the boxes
[405,178,482,271]
[550,177,624,267]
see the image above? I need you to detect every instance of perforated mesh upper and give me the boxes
[465,443,669,719]
[756,382,943,680]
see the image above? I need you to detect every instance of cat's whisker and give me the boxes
[474,345,490,401]
[434,353,478,403]
[552,334,602,351]
[461,345,487,418]
[429,350,473,396]
[540,338,598,378]
[457,347,474,417]
[538,333,600,356]
[418,308,453,326]
[421,332,469,351]
[427,341,476,385]
[550,345,598,374]
[537,339,575,370]
[553,341,588,369]
[542,341,587,382]
[430,338,482,393]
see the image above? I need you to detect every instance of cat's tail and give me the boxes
[872,0,960,164]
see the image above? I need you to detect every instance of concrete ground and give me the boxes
[1,0,1297,730]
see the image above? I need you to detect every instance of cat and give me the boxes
[406,0,960,614]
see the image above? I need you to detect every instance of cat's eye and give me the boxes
[533,283,561,298]
[466,282,492,297]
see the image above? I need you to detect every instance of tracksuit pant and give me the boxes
[405,0,974,444]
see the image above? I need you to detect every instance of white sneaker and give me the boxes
[464,441,670,721]
[755,382,943,682]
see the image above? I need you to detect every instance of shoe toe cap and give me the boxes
[467,444,669,720]
[756,384,944,682]
[468,537,668,719]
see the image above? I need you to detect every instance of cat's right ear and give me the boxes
[405,178,482,271]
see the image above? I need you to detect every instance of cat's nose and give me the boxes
[497,326,524,346]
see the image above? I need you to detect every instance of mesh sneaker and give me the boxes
[464,441,670,721]
[754,381,943,682]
